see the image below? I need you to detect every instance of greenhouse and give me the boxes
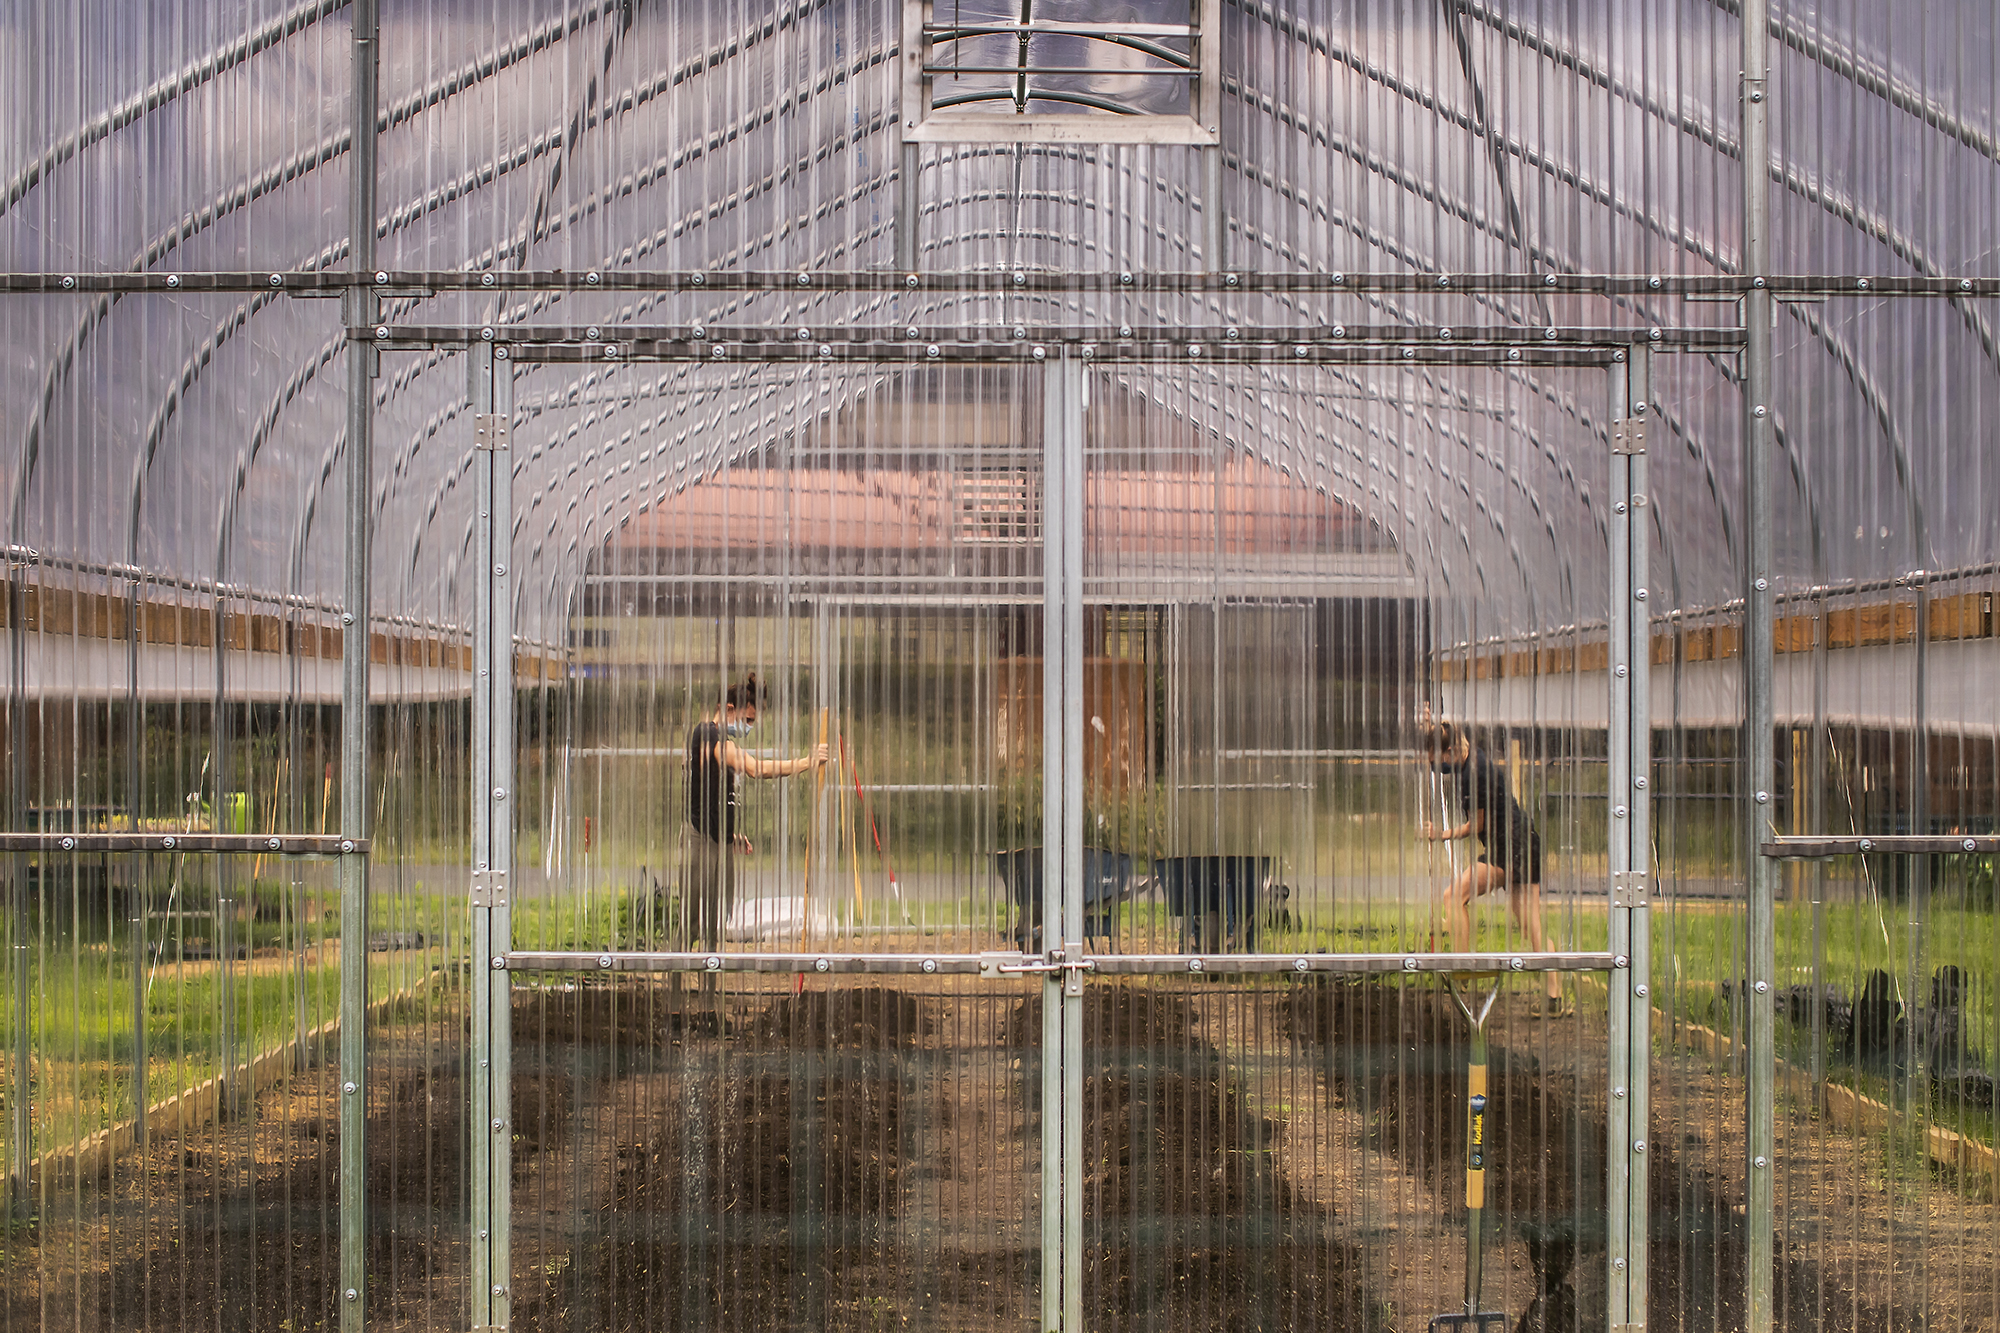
[3,1,1998,1330]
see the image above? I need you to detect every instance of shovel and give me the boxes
[1431,973,1508,1333]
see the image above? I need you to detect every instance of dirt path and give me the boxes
[6,999,471,1332]
[44,971,1981,1333]
[1273,1061,1539,1333]
[1636,1026,2000,1333]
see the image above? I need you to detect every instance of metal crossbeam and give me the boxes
[0,833,365,854]
[496,341,1640,367]
[2,269,1991,296]
[499,948,1623,977]
[362,322,1742,348]
[1761,835,2000,857]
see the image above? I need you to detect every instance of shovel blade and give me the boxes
[1429,1313,1508,1333]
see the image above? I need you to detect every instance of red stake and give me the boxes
[841,734,901,904]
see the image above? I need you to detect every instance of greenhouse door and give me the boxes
[457,340,1651,1332]
[466,344,1077,1331]
[1048,350,1654,1333]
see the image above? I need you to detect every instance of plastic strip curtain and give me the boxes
[504,360,1042,1325]
[1064,350,1607,1330]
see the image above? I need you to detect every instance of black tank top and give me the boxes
[685,720,735,842]
[1447,747,1537,861]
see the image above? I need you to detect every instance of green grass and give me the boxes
[7,863,1995,1162]
[1,902,439,1160]
[1657,899,1998,1047]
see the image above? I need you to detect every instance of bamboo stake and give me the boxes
[841,733,908,923]
[795,708,830,989]
[844,749,866,925]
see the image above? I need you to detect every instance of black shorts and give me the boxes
[1476,833,1542,886]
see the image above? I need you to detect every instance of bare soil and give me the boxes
[510,978,1377,1332]
[1010,985,1371,1331]
[1282,977,1999,1333]
[16,973,1979,1333]
[5,1000,486,1331]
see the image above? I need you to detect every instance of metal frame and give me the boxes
[10,270,1997,296]
[0,834,366,854]
[1762,835,2000,857]
[338,4,379,1326]
[478,335,1650,1332]
[467,346,516,1333]
[1740,8,1778,1333]
[367,322,1740,354]
[500,951,1623,977]
[1606,348,1654,1333]
[1040,347,1085,1330]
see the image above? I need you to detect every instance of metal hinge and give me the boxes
[1611,420,1647,455]
[474,414,511,451]
[1611,872,1649,909]
[980,947,1096,996]
[1611,1324,1645,1333]
[471,870,508,908]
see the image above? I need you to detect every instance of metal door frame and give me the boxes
[468,342,515,1333]
[454,333,1657,1331]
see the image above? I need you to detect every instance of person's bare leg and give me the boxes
[1508,878,1561,999]
[1445,866,1475,952]
[1447,864,1508,952]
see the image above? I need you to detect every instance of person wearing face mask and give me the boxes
[679,671,830,951]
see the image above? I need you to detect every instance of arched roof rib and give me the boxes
[0,0,350,217]
[7,2,1992,644]
[1452,0,2000,174]
[10,16,623,550]
[510,358,1590,646]
[238,72,1688,588]
[11,1,1978,269]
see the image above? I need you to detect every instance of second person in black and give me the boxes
[1419,707,1569,1015]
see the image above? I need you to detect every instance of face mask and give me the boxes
[726,718,756,738]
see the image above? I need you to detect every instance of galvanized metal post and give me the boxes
[1038,347,1066,1333]
[1607,348,1654,1333]
[1195,0,1225,272]
[1739,1,1777,1328]
[468,344,516,1333]
[5,570,25,1208]
[1059,357,1086,1333]
[127,580,147,1149]
[897,145,921,276]
[339,0,380,1324]
[896,2,926,275]
[1605,357,1631,1331]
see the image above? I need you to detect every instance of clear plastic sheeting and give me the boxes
[3,1,2000,1332]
